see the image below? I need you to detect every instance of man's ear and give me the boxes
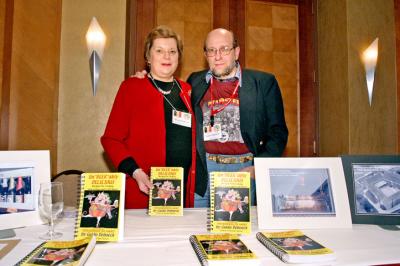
[234,46,240,60]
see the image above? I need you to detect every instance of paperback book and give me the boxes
[256,230,336,264]
[189,234,260,266]
[74,173,125,242]
[16,236,95,266]
[208,172,251,234]
[148,167,183,216]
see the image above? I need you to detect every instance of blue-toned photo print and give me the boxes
[269,168,336,216]
[352,164,400,216]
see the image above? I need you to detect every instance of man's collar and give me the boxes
[205,62,242,87]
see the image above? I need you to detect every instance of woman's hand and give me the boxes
[132,70,147,79]
[132,168,153,194]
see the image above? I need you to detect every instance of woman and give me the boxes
[101,26,196,209]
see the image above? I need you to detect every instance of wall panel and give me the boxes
[246,1,299,156]
[156,0,212,80]
[57,0,126,173]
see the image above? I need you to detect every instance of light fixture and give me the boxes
[86,17,106,96]
[362,38,378,106]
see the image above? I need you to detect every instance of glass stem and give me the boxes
[49,216,55,239]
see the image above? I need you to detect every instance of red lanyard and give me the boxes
[209,78,240,126]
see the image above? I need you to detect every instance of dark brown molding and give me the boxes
[125,0,156,77]
[0,0,14,150]
[299,0,318,156]
[395,0,400,153]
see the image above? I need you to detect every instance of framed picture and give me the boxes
[254,157,352,229]
[341,155,400,225]
[0,150,51,230]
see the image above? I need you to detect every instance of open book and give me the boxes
[189,234,260,266]
[16,236,95,266]
[256,230,336,264]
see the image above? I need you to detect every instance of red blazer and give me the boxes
[101,77,196,208]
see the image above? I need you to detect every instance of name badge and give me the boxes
[172,110,191,128]
[203,123,222,141]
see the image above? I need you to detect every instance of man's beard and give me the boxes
[212,61,237,78]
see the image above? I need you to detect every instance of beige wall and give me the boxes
[57,0,126,173]
[318,0,398,155]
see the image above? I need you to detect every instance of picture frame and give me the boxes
[341,155,400,225]
[254,157,352,229]
[0,150,51,230]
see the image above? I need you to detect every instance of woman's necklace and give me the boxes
[149,73,175,95]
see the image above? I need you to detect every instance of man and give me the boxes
[188,28,288,207]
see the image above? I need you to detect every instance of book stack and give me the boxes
[189,234,260,266]
[256,230,336,264]
[16,236,96,266]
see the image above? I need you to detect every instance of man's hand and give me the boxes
[132,70,147,79]
[239,166,255,179]
[132,168,153,194]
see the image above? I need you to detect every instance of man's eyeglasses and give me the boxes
[204,46,235,57]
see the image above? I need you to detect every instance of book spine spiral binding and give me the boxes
[189,235,208,266]
[15,242,46,265]
[206,173,216,232]
[148,168,155,216]
[256,232,285,261]
[73,174,85,239]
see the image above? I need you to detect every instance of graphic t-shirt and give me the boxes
[200,78,249,155]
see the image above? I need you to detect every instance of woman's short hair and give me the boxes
[144,25,183,63]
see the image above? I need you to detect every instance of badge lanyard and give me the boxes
[209,78,240,126]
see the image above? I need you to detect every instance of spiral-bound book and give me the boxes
[189,234,259,266]
[16,236,96,266]
[256,230,336,264]
[208,172,251,234]
[148,167,183,216]
[74,173,125,242]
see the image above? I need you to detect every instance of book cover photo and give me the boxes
[75,173,125,242]
[148,167,183,216]
[189,234,260,266]
[256,230,336,264]
[16,236,96,266]
[208,172,251,234]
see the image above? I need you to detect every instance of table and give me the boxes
[2,208,400,266]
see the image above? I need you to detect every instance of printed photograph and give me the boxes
[27,244,88,265]
[213,187,249,221]
[151,179,181,206]
[201,239,250,255]
[80,190,120,228]
[269,168,336,216]
[271,235,324,251]
[352,164,400,215]
[0,166,34,215]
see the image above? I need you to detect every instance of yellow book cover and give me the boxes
[256,230,336,264]
[148,167,183,216]
[189,234,259,266]
[74,173,125,242]
[208,172,251,234]
[17,236,96,266]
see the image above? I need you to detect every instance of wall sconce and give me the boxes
[362,38,378,106]
[86,17,106,96]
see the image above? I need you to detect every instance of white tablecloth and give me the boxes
[2,208,400,266]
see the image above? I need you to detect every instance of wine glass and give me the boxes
[38,182,64,239]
